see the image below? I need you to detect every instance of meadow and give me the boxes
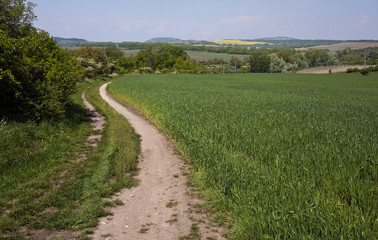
[108,73,377,239]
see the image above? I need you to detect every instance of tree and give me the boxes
[0,0,36,38]
[155,45,189,70]
[74,46,112,77]
[134,49,147,69]
[105,46,124,60]
[305,49,338,67]
[117,56,135,73]
[132,45,192,72]
[0,31,83,120]
[230,56,241,70]
[74,46,108,63]
[269,53,286,73]
[0,2,83,120]
[249,52,271,73]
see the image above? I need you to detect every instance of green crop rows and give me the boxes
[108,73,377,239]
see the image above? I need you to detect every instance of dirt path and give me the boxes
[82,89,106,147]
[92,83,224,240]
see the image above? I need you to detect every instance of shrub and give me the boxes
[138,67,153,74]
[346,68,360,73]
[360,69,369,75]
[74,46,113,77]
[0,31,83,120]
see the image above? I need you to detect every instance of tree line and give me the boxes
[73,43,378,73]
[72,40,378,67]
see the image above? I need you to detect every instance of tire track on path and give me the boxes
[93,82,224,240]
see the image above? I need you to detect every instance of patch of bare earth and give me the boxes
[92,83,225,240]
[18,227,79,240]
[17,90,106,240]
[311,42,378,51]
[296,65,372,74]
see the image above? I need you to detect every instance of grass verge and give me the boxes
[0,77,140,239]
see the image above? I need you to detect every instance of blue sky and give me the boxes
[32,0,378,42]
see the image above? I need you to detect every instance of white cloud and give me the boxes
[150,21,166,33]
[353,16,370,28]
[119,24,132,31]
[216,15,284,39]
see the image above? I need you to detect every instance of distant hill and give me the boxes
[146,37,181,43]
[54,36,378,50]
[54,37,87,46]
[254,36,298,41]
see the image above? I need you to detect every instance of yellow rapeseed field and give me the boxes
[210,40,272,45]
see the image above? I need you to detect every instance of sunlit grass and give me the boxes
[108,73,377,239]
[0,78,140,237]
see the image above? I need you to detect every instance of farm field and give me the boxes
[210,40,272,46]
[187,51,249,61]
[311,41,378,51]
[108,73,377,239]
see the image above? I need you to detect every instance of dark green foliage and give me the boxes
[74,46,108,64]
[305,49,339,67]
[104,46,124,60]
[0,0,83,121]
[155,45,189,70]
[74,46,113,78]
[229,56,241,69]
[346,68,360,73]
[249,51,271,72]
[0,31,83,120]
[117,56,136,73]
[347,66,378,75]
[0,0,36,38]
[360,68,369,75]
[115,45,201,73]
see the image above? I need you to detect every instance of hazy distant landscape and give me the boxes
[55,36,378,50]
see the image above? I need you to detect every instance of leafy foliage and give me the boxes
[0,31,83,120]
[73,46,114,78]
[116,45,201,73]
[0,0,83,121]
[104,46,123,60]
[0,0,36,38]
[249,51,271,72]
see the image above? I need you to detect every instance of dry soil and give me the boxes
[92,83,225,240]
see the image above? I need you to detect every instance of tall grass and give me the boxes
[0,78,140,238]
[108,73,377,239]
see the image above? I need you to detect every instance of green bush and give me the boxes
[74,46,113,77]
[0,31,83,120]
[346,68,360,73]
[360,68,369,75]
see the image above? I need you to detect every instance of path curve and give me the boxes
[93,83,224,240]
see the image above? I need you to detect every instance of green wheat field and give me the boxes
[108,73,377,239]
